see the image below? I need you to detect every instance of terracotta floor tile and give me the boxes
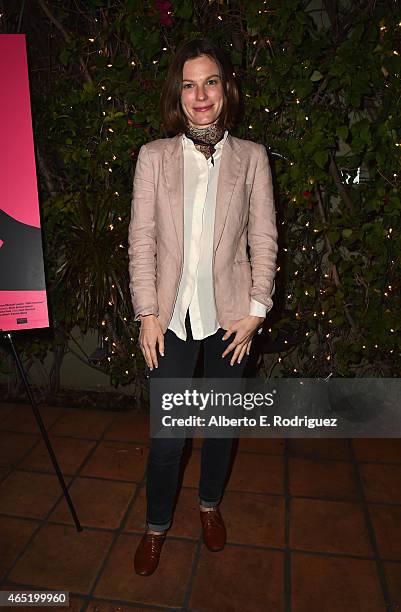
[0,471,71,519]
[19,436,96,475]
[289,457,360,500]
[0,431,39,468]
[189,545,284,612]
[238,437,285,454]
[8,523,113,594]
[384,561,401,609]
[221,490,285,548]
[288,438,351,461]
[0,516,39,580]
[124,484,201,539]
[291,552,385,612]
[49,409,116,439]
[0,586,85,611]
[360,463,401,503]
[80,441,148,482]
[103,412,149,444]
[0,404,65,434]
[369,504,401,561]
[290,498,372,556]
[50,477,135,529]
[119,484,146,533]
[353,438,401,463]
[87,601,161,611]
[226,453,284,494]
[94,533,196,608]
[0,466,10,484]
[0,403,20,423]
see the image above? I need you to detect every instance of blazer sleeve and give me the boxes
[127,144,158,321]
[248,144,278,311]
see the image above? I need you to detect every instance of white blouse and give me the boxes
[167,130,268,341]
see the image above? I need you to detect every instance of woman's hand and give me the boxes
[139,314,164,370]
[221,315,264,366]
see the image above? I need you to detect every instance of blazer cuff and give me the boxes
[134,308,158,322]
[249,298,268,318]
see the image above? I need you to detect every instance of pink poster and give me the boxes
[0,34,49,332]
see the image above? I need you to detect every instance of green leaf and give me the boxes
[313,150,329,169]
[59,48,71,66]
[336,125,349,141]
[310,70,323,81]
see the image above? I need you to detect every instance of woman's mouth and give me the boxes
[194,105,213,112]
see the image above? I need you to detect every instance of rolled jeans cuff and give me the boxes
[199,497,220,508]
[147,519,171,532]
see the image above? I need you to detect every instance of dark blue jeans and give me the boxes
[146,310,249,531]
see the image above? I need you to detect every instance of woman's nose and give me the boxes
[196,87,207,100]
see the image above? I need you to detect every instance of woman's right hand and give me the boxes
[139,314,164,370]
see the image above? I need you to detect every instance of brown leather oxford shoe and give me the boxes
[134,530,167,576]
[200,507,226,552]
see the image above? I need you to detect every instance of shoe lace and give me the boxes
[202,509,223,527]
[144,533,165,558]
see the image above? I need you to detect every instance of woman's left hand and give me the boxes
[221,315,265,365]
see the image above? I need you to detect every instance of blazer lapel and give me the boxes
[163,132,242,258]
[163,134,184,257]
[213,135,242,253]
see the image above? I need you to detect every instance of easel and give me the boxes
[3,331,82,532]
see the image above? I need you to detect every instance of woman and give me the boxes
[128,38,278,576]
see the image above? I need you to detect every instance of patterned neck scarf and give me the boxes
[184,120,225,166]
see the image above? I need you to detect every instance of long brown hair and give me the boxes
[159,38,240,136]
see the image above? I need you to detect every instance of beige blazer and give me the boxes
[128,132,278,333]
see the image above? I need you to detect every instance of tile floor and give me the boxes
[0,401,400,611]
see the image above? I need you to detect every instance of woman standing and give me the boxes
[128,38,278,576]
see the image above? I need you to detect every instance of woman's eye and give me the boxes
[182,80,219,89]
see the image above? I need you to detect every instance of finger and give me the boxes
[148,343,158,369]
[222,339,238,359]
[246,339,253,355]
[222,333,246,359]
[158,332,165,357]
[230,342,246,366]
[237,343,248,364]
[221,326,236,341]
[143,345,153,370]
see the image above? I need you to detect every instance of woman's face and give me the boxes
[180,55,224,129]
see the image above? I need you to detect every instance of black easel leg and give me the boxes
[5,332,83,532]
